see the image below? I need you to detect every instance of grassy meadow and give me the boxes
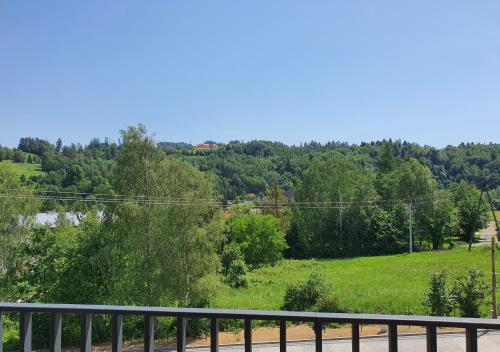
[213,245,499,317]
[0,160,45,178]
[490,210,500,222]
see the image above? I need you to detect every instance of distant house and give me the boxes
[194,143,219,151]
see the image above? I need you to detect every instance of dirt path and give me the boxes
[477,221,498,245]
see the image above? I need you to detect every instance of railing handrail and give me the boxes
[1,302,500,329]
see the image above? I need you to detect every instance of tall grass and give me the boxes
[213,246,499,317]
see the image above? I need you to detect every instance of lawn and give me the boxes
[213,245,499,317]
[0,160,45,178]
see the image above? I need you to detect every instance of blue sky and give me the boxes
[1,1,499,148]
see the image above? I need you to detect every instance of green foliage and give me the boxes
[226,213,287,267]
[314,291,344,313]
[293,153,377,258]
[368,208,407,253]
[3,214,111,346]
[451,267,489,318]
[221,243,248,288]
[451,182,490,243]
[281,272,331,311]
[107,125,224,307]
[0,165,38,297]
[226,258,249,288]
[422,271,454,316]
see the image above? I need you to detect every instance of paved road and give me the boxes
[141,330,500,352]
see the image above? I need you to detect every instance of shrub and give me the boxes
[225,258,248,288]
[281,272,331,311]
[221,243,248,288]
[422,271,454,316]
[226,214,287,268]
[452,267,489,318]
[314,291,344,313]
[221,243,244,276]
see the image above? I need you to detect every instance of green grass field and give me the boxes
[213,245,499,316]
[0,160,45,178]
[490,210,500,222]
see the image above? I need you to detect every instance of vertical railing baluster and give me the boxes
[20,312,32,352]
[351,322,360,352]
[466,327,478,352]
[388,323,398,352]
[314,321,322,352]
[210,318,219,352]
[279,320,286,352]
[112,314,123,352]
[80,313,92,352]
[244,319,252,352]
[50,313,62,352]
[176,317,186,352]
[144,315,154,352]
[426,325,437,352]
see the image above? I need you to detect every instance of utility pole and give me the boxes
[492,236,498,319]
[408,202,413,254]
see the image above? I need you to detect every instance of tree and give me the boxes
[262,183,289,216]
[418,190,458,250]
[451,182,489,245]
[13,149,25,163]
[226,213,287,267]
[422,271,454,316]
[106,125,223,307]
[376,158,441,249]
[292,153,377,258]
[63,164,86,188]
[368,208,406,254]
[0,166,38,291]
[451,268,489,318]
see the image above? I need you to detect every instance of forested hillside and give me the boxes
[1,136,499,206]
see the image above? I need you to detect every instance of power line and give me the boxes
[0,187,444,207]
[0,192,441,209]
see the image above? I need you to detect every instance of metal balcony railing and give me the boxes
[1,302,500,352]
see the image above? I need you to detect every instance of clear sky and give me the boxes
[1,1,499,148]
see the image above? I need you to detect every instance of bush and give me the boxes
[221,243,248,288]
[226,214,287,268]
[281,272,331,311]
[314,291,344,313]
[422,271,454,316]
[452,267,489,318]
[226,258,248,288]
[221,243,244,275]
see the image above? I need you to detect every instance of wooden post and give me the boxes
[493,236,498,319]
